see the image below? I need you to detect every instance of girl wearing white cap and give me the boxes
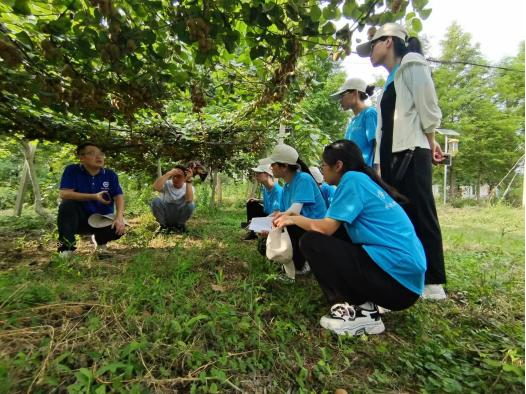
[243,161,283,240]
[262,144,327,274]
[356,23,446,300]
[274,140,425,336]
[330,78,377,166]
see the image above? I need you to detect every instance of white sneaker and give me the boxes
[91,235,112,259]
[296,261,311,276]
[282,261,296,280]
[320,303,385,336]
[58,250,74,259]
[422,284,447,300]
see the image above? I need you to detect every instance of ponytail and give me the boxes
[358,84,376,101]
[393,36,423,58]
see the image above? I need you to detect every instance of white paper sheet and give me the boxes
[248,216,274,233]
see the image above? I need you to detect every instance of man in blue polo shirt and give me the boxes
[57,143,126,257]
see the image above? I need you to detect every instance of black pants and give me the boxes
[286,225,308,270]
[300,231,419,311]
[246,200,266,222]
[57,200,122,252]
[382,148,446,285]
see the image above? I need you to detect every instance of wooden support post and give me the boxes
[18,140,52,220]
[14,160,30,217]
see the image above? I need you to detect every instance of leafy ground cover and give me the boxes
[0,203,524,393]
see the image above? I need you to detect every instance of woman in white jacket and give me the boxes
[356,23,446,300]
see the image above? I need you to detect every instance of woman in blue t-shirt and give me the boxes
[243,161,283,240]
[274,140,425,336]
[330,78,377,166]
[261,144,327,276]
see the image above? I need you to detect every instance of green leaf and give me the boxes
[321,22,336,36]
[12,0,31,15]
[322,5,337,20]
[342,0,356,18]
[310,5,322,22]
[411,18,423,33]
[172,71,189,85]
[418,8,432,20]
[95,385,107,394]
[74,368,93,385]
[404,11,416,21]
[96,362,129,376]
[15,31,33,48]
[411,0,429,11]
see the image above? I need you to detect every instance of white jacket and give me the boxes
[374,53,442,165]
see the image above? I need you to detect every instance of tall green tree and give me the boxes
[433,22,523,195]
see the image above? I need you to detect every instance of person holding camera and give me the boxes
[151,165,195,233]
[57,143,126,258]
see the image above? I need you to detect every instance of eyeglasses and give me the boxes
[340,90,355,99]
[82,151,105,158]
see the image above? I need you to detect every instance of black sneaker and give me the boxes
[257,238,266,256]
[243,231,257,241]
[171,224,187,234]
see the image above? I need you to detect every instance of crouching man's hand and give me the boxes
[112,216,126,236]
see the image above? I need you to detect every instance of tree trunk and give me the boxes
[246,178,258,200]
[18,140,52,220]
[476,174,481,201]
[156,157,162,178]
[14,160,30,216]
[210,171,216,209]
[215,172,222,206]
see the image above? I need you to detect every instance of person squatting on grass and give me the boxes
[261,144,327,276]
[273,140,425,336]
[243,161,283,241]
[330,77,377,167]
[151,165,196,233]
[356,23,447,300]
[57,143,126,259]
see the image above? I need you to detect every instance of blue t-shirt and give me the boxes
[344,106,377,166]
[262,183,283,215]
[59,164,123,215]
[326,171,426,295]
[320,182,336,208]
[384,64,400,88]
[281,172,326,219]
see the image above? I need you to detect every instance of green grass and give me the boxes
[0,203,524,393]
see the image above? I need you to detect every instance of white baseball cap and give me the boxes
[356,23,408,58]
[260,144,299,166]
[251,161,274,176]
[329,77,368,100]
[309,166,324,184]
